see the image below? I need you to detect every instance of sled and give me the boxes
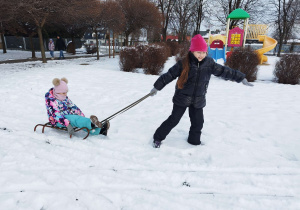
[34,92,153,140]
[34,122,90,140]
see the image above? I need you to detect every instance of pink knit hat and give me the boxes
[53,78,68,93]
[52,78,68,101]
[189,34,208,52]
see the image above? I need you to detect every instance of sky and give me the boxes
[0,51,299,210]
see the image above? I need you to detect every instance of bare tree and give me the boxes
[7,18,38,58]
[208,0,265,29]
[47,0,92,55]
[194,0,206,34]
[99,0,125,34]
[119,0,162,46]
[54,0,125,56]
[98,0,125,57]
[80,0,103,59]
[48,0,103,59]
[171,0,197,43]
[0,0,19,53]
[17,0,69,63]
[271,0,300,56]
[156,0,175,42]
[73,0,124,60]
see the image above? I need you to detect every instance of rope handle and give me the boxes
[100,93,153,123]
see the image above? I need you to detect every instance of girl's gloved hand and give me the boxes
[150,88,158,96]
[67,124,75,135]
[241,78,254,87]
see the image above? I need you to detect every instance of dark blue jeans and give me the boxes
[153,104,204,145]
[50,51,54,58]
[59,50,65,58]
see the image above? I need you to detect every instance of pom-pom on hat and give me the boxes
[189,34,208,52]
[53,77,68,93]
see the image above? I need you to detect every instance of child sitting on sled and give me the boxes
[45,77,110,136]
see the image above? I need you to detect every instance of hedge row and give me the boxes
[119,44,167,75]
[119,42,189,75]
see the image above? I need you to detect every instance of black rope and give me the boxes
[100,93,152,123]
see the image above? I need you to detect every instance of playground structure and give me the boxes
[207,9,277,64]
[256,35,278,64]
[246,24,268,42]
[208,34,227,61]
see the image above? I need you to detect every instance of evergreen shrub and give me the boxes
[274,54,300,85]
[225,47,259,82]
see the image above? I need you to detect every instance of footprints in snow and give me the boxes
[0,127,11,132]
[182,181,191,187]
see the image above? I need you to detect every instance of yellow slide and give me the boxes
[255,35,277,64]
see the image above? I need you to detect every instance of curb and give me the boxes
[0,54,114,64]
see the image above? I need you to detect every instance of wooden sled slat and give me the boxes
[34,122,90,140]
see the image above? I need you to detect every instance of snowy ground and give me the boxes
[0,55,299,210]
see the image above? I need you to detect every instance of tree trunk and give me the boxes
[178,33,183,43]
[113,32,115,58]
[125,33,129,46]
[162,28,167,42]
[71,36,76,55]
[273,45,276,56]
[95,30,99,60]
[37,26,47,63]
[108,33,111,58]
[277,37,284,57]
[289,42,295,53]
[277,43,282,57]
[182,32,187,43]
[1,33,7,53]
[130,37,133,46]
[29,36,36,58]
[195,1,203,34]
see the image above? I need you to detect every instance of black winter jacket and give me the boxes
[55,38,66,51]
[153,52,245,108]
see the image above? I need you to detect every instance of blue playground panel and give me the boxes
[208,47,226,62]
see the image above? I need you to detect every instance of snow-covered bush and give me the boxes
[175,42,190,62]
[166,41,179,56]
[119,44,169,75]
[135,44,149,68]
[274,54,300,85]
[119,47,139,72]
[225,47,259,82]
[143,45,168,75]
[66,42,75,54]
[153,42,171,58]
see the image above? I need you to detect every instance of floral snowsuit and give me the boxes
[45,88,85,127]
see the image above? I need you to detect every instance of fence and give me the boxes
[228,43,300,54]
[3,35,298,55]
[1,35,124,55]
[2,36,83,51]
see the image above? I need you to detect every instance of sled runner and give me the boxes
[34,122,91,140]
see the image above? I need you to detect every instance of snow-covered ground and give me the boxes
[0,54,299,210]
